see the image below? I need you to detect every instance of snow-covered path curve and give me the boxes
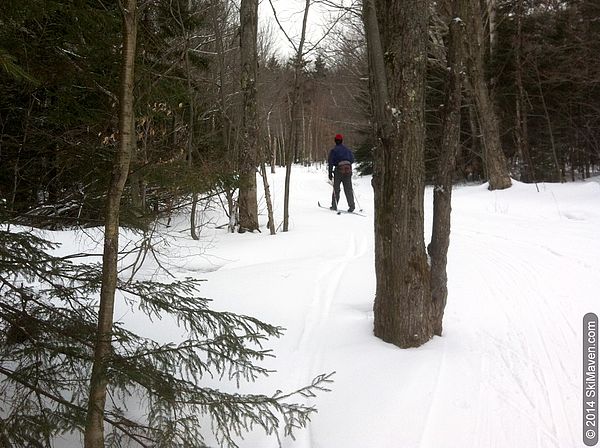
[163,167,598,448]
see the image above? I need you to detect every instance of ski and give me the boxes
[318,202,366,217]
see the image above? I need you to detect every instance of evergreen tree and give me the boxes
[0,0,121,225]
[0,224,331,446]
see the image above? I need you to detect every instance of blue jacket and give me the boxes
[328,144,354,172]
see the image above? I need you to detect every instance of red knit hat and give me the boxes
[334,133,343,141]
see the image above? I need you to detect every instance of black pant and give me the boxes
[331,168,355,210]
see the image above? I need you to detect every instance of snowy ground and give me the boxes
[57,166,600,447]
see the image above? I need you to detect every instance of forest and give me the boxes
[1,0,599,446]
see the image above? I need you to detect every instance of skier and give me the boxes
[328,134,356,212]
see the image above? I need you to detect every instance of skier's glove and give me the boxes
[328,173,333,181]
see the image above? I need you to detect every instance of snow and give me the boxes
[47,167,600,446]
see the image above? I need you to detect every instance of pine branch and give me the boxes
[0,365,154,447]
[0,230,333,446]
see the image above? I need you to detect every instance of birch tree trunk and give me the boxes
[84,1,137,446]
[238,0,260,232]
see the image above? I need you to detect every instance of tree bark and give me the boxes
[238,0,260,232]
[190,192,200,240]
[465,0,511,190]
[84,1,137,446]
[267,110,276,173]
[466,98,482,179]
[365,0,434,348]
[260,162,276,235]
[487,0,497,65]
[429,10,465,337]
[184,33,200,240]
[283,67,300,232]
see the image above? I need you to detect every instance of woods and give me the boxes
[3,0,597,225]
[1,0,599,444]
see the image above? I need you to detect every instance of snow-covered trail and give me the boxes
[432,182,599,448]
[140,167,598,448]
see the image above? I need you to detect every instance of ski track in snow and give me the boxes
[283,177,594,448]
[446,208,590,447]
[476,245,567,447]
[263,175,592,448]
[416,337,448,448]
[85,170,598,448]
[289,231,369,448]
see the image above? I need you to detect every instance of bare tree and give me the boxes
[281,0,311,232]
[266,0,350,231]
[84,0,138,445]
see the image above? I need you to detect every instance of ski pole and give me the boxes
[330,180,337,209]
[354,190,363,212]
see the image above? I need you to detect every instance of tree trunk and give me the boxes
[429,10,465,337]
[533,60,563,182]
[514,0,534,183]
[282,0,310,232]
[260,162,276,235]
[466,98,482,179]
[278,120,286,167]
[283,69,300,232]
[267,110,276,173]
[465,0,511,190]
[84,1,137,446]
[184,38,200,240]
[190,192,200,240]
[226,188,236,233]
[238,0,260,232]
[283,92,295,233]
[365,0,434,348]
